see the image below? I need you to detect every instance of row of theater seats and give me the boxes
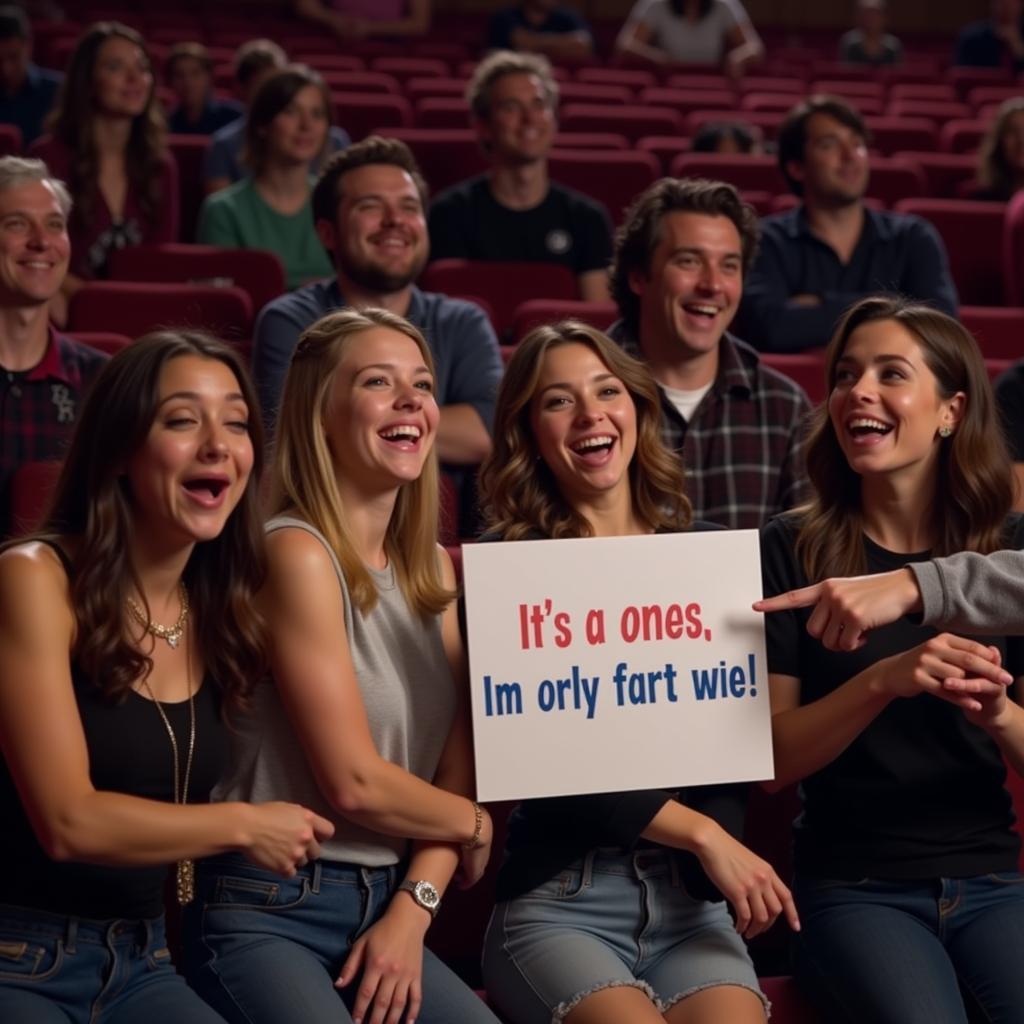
[46,245,1024,363]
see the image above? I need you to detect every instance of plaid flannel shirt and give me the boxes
[2,331,107,535]
[614,322,812,530]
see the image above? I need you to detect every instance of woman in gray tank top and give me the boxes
[185,308,500,1024]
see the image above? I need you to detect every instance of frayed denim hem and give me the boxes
[659,980,771,1019]
[551,978,659,1023]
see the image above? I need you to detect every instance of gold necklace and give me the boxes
[139,668,197,905]
[126,582,189,649]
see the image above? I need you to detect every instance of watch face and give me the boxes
[414,881,440,909]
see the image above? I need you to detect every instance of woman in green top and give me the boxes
[197,65,334,290]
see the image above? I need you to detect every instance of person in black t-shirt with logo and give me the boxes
[428,50,613,303]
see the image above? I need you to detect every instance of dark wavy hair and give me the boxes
[46,22,166,237]
[244,64,332,178]
[611,177,759,333]
[795,296,1012,581]
[776,94,869,197]
[28,332,268,714]
[479,320,691,540]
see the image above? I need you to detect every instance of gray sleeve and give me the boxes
[910,550,1024,634]
[252,303,303,436]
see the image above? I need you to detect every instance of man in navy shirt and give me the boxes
[955,0,1024,70]
[737,95,958,353]
[0,6,61,147]
[487,0,594,59]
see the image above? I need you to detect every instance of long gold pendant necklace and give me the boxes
[132,582,197,905]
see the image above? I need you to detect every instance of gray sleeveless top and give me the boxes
[213,515,457,865]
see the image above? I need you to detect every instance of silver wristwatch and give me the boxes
[398,879,440,918]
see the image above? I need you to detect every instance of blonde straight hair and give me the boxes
[270,307,454,617]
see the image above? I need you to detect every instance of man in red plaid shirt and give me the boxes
[609,177,811,530]
[0,156,106,537]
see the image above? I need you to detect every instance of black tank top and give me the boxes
[0,541,227,919]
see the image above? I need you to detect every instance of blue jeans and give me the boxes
[0,903,227,1024]
[184,855,500,1024]
[793,873,1024,1024]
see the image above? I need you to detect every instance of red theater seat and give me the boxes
[959,306,1024,360]
[865,156,928,207]
[166,134,209,243]
[107,244,287,315]
[940,119,987,154]
[10,461,62,535]
[377,127,485,194]
[759,977,821,1023]
[1003,190,1024,306]
[547,149,660,225]
[68,281,253,342]
[0,123,22,156]
[559,103,684,143]
[895,198,1007,306]
[761,353,827,404]
[511,299,618,342]
[414,96,471,129]
[419,259,577,340]
[639,87,735,117]
[670,153,788,196]
[893,151,977,199]
[863,116,938,155]
[334,92,412,139]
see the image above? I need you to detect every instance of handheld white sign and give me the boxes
[463,531,773,802]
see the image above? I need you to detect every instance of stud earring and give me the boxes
[938,424,953,438]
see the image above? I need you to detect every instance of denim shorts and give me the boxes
[0,903,226,1024]
[482,848,767,1024]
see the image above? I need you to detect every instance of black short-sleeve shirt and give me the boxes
[760,514,1024,880]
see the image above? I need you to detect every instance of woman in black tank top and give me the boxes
[0,331,332,1024]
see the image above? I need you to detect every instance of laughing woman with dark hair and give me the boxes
[479,321,796,1024]
[761,296,1024,1024]
[0,332,331,1023]
[31,22,178,317]
[197,64,334,289]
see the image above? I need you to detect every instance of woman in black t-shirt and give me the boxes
[0,332,331,1023]
[761,295,1024,1024]
[479,321,797,1024]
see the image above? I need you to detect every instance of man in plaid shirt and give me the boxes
[0,156,107,537]
[609,177,811,530]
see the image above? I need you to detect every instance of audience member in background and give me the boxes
[608,177,810,529]
[760,296,1024,1024]
[31,22,178,311]
[486,0,594,59]
[839,0,903,66]
[0,5,61,147]
[0,331,331,1023]
[292,0,431,40]
[255,136,501,475]
[615,0,763,75]
[972,97,1024,201]
[164,42,243,136]
[0,157,106,537]
[197,65,334,290]
[738,96,958,353]
[429,51,613,302]
[203,39,350,195]
[995,360,1024,511]
[185,308,499,1024]
[955,0,1024,71]
[478,321,796,1024]
[691,119,763,154]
